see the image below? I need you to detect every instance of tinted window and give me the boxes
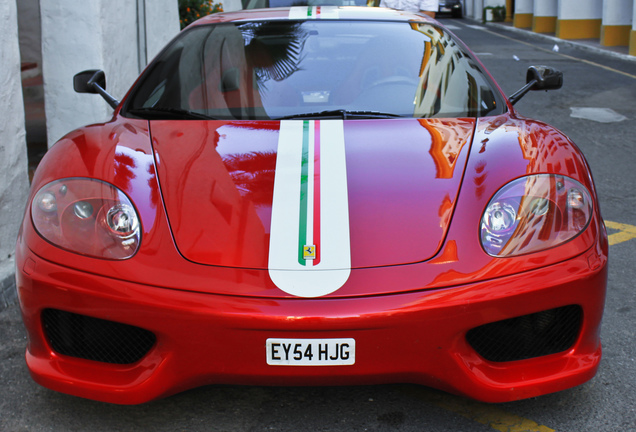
[125,20,504,120]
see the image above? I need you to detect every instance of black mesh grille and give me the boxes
[42,309,156,364]
[466,305,582,362]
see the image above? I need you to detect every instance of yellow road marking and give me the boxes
[605,221,636,246]
[403,386,555,432]
[457,21,636,81]
[400,221,635,432]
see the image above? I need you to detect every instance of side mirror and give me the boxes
[526,65,563,91]
[508,65,563,105]
[73,69,106,94]
[73,69,120,110]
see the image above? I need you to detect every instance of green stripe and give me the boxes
[298,120,310,265]
[307,6,313,17]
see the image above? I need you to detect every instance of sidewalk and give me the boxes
[0,264,17,310]
[1,64,47,311]
[484,20,636,62]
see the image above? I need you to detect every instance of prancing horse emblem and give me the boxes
[303,245,316,260]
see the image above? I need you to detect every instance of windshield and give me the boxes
[124,20,504,120]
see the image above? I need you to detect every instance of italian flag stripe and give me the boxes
[269,120,350,298]
[289,6,337,20]
[298,121,311,265]
[306,7,320,17]
[297,120,322,266]
[313,120,321,265]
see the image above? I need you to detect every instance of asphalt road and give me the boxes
[2,18,636,432]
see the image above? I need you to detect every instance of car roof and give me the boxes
[188,6,436,26]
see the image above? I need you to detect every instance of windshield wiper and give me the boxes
[276,109,404,120]
[127,107,218,120]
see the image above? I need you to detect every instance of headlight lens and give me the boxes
[480,174,592,257]
[31,178,141,259]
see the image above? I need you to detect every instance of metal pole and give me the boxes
[137,0,148,73]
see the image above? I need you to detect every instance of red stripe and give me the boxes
[314,120,321,265]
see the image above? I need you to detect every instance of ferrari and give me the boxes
[16,7,607,404]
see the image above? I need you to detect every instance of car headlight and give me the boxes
[31,178,141,259]
[480,174,592,257]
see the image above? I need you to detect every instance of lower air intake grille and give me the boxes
[466,305,582,362]
[42,308,156,364]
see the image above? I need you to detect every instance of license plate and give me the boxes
[266,338,355,366]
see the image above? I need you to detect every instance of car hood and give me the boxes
[151,118,474,271]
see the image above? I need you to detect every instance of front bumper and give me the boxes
[17,247,606,405]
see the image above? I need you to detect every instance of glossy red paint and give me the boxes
[16,110,608,404]
[21,114,603,298]
[17,239,605,404]
[16,7,608,404]
[151,118,474,269]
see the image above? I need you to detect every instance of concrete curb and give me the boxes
[483,21,636,63]
[1,271,17,311]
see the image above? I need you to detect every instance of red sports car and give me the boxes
[16,7,607,404]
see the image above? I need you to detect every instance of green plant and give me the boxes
[179,0,223,29]
[482,6,506,23]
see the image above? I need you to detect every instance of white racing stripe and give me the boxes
[288,6,340,20]
[268,120,351,298]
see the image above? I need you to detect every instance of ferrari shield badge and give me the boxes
[303,245,316,260]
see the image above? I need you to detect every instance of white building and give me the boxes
[1,0,183,299]
[464,0,636,53]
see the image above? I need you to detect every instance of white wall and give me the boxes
[558,0,602,19]
[224,0,243,11]
[472,0,484,19]
[100,1,140,100]
[0,0,30,282]
[40,0,180,147]
[41,1,116,147]
[465,0,473,17]
[515,0,534,14]
[535,0,557,16]
[144,0,181,65]
[602,0,633,26]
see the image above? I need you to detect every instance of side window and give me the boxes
[142,79,166,108]
[127,27,212,111]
